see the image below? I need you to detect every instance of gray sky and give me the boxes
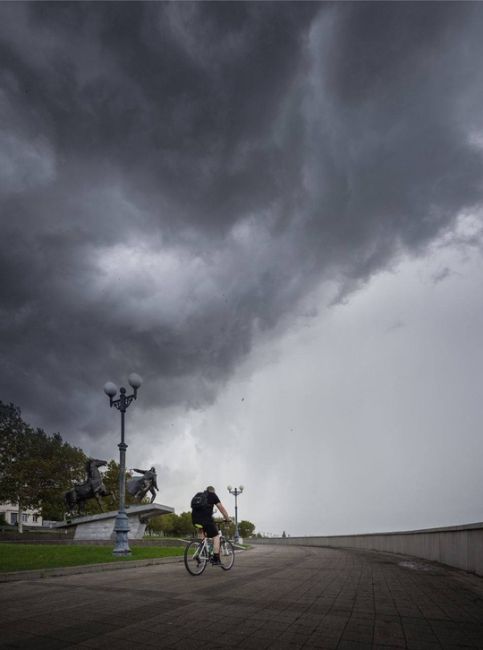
[1,2,483,535]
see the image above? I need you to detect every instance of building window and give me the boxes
[32,515,38,523]
[22,513,28,523]
[10,512,18,525]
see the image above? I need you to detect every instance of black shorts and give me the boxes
[192,516,219,538]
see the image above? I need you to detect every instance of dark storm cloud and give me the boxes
[1,2,483,441]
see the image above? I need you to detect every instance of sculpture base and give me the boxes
[53,503,174,541]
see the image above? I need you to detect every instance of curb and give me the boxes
[0,555,184,583]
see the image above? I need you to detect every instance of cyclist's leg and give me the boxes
[213,532,221,555]
[194,523,205,541]
[193,523,206,562]
[203,521,221,562]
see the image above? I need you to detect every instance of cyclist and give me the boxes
[191,485,230,565]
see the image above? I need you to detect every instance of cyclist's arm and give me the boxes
[216,502,230,520]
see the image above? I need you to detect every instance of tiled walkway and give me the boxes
[1,544,483,648]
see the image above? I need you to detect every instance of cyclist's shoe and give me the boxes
[210,556,222,566]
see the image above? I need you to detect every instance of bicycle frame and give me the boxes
[184,532,235,575]
[193,537,212,561]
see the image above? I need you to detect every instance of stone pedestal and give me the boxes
[53,503,174,540]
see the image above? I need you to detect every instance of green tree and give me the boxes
[146,512,198,537]
[155,512,178,536]
[0,401,86,529]
[0,402,28,513]
[101,460,136,511]
[145,514,164,535]
[238,520,256,539]
[216,518,256,539]
[37,433,87,520]
[174,511,193,536]
[214,517,236,538]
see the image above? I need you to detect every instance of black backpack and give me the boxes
[191,491,209,511]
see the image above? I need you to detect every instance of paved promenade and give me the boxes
[1,544,483,649]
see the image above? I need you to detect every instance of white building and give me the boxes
[0,502,43,527]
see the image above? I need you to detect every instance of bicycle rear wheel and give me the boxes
[219,539,235,570]
[184,541,207,575]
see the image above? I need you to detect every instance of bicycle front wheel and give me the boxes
[184,541,207,575]
[219,539,235,570]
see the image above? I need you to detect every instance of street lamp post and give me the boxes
[227,485,244,543]
[104,373,142,556]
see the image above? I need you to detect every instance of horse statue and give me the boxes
[127,466,158,503]
[64,458,111,516]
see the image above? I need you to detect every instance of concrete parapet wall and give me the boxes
[251,522,483,577]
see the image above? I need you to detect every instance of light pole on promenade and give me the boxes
[227,485,244,543]
[103,373,142,556]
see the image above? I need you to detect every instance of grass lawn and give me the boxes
[0,544,185,573]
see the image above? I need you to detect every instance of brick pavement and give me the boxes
[1,544,483,649]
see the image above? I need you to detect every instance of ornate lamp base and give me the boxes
[113,511,131,556]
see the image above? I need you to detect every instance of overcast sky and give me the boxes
[1,2,483,536]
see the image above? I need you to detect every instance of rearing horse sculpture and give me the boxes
[127,467,158,503]
[64,458,111,516]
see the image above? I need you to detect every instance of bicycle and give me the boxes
[184,526,235,575]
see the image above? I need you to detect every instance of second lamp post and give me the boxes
[104,372,142,556]
[227,485,244,543]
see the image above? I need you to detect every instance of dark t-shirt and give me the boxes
[192,490,220,522]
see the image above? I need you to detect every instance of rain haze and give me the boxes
[1,2,483,536]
